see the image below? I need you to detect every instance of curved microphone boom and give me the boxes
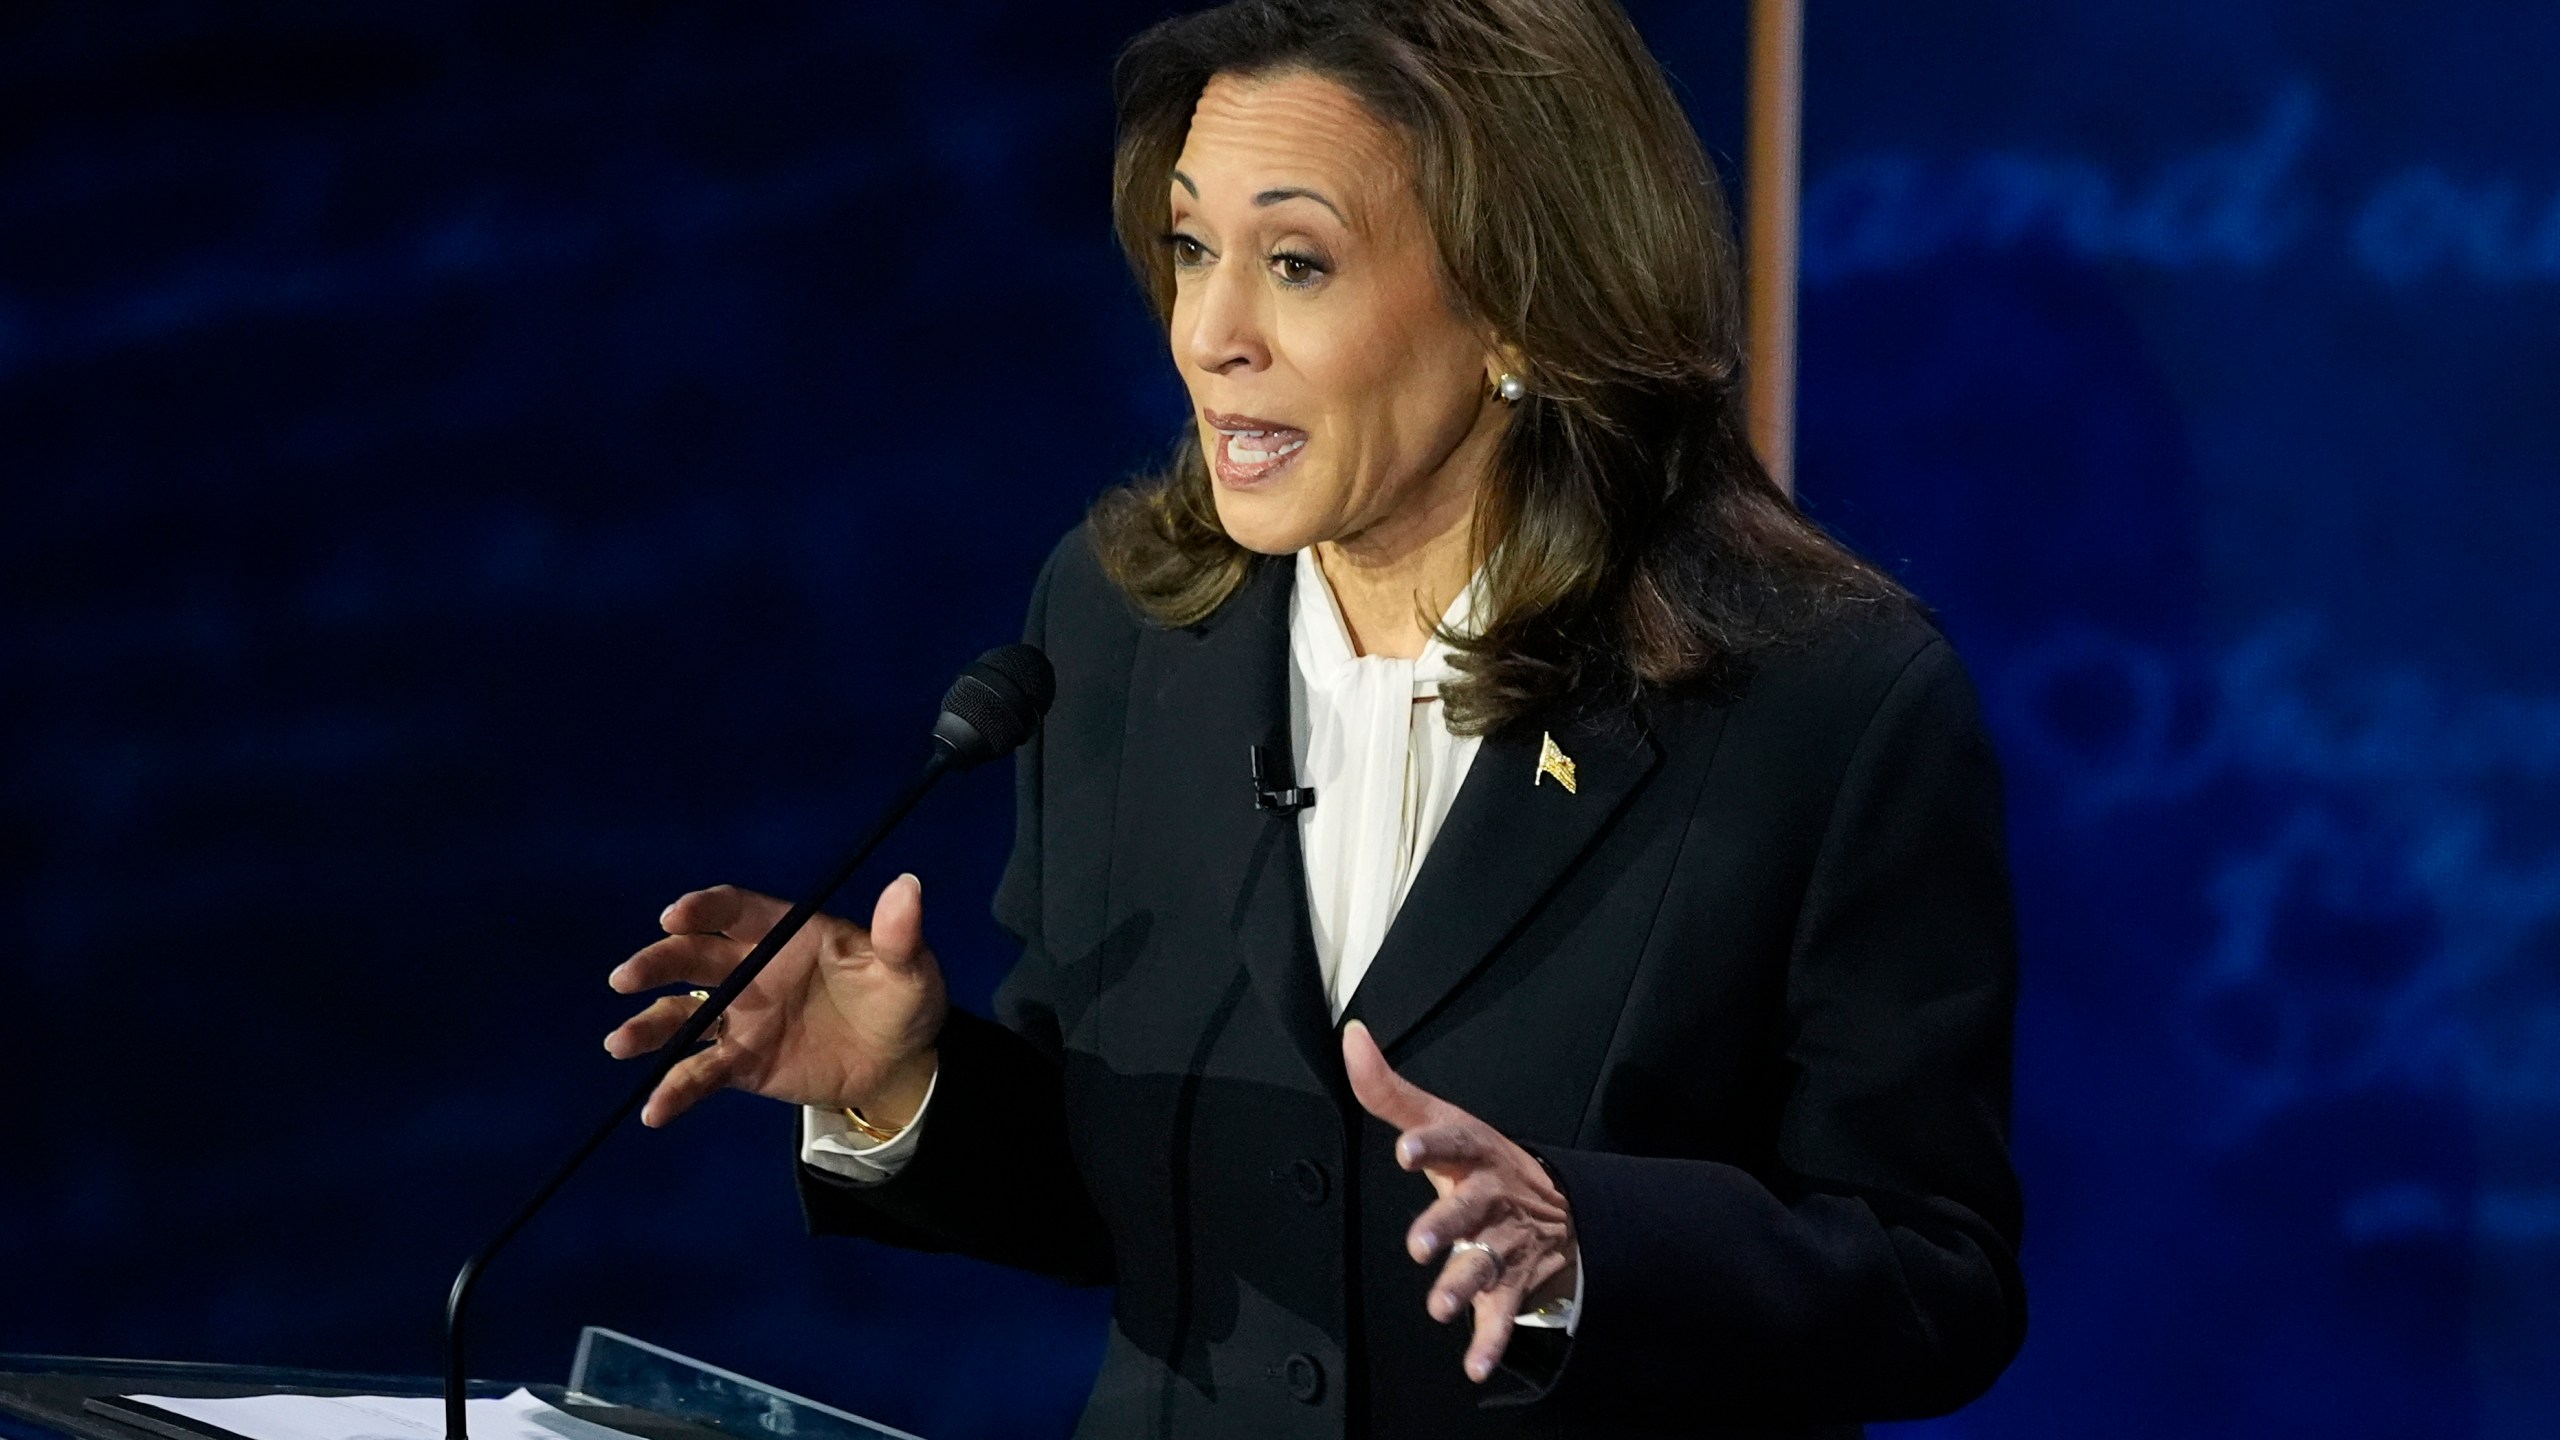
[442,644,1054,1439]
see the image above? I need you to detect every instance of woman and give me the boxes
[605,1,2024,1435]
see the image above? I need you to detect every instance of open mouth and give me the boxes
[1205,410,1309,488]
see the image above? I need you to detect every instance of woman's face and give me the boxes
[1165,70,1507,558]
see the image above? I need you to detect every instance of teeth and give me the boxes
[1230,436,1305,463]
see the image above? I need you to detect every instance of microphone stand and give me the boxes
[441,748,954,1439]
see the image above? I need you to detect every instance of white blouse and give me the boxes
[1287,545,1487,1019]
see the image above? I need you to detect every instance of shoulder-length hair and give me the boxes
[1091,0,1905,733]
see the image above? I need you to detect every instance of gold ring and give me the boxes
[688,989,725,1045]
[1449,1237,1503,1287]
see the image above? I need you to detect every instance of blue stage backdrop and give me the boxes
[4,4,2554,1437]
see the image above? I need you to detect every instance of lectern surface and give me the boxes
[0,1357,721,1440]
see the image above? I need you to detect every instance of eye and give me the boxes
[1160,232,1211,270]
[1271,249,1329,287]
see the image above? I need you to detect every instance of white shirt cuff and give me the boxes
[798,1067,937,1186]
[1513,1242,1584,1336]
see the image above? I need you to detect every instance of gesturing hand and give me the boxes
[602,875,945,1130]
[1342,1019,1578,1383]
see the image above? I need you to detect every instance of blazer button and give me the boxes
[1290,1158,1330,1205]
[1282,1352,1325,1404]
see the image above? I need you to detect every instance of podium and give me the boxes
[0,1330,922,1440]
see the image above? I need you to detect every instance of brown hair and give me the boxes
[1092,0,1905,732]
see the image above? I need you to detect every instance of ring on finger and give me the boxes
[1449,1237,1503,1288]
[688,989,726,1046]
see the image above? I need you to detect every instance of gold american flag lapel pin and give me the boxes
[1535,731,1578,793]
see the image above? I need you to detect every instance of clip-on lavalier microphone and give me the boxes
[1250,744,1317,814]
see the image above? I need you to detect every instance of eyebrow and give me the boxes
[1169,170,1348,225]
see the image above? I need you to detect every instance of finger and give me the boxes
[1395,1121,1490,1174]
[611,932,751,993]
[1407,1176,1502,1262]
[641,1042,737,1128]
[1342,1019,1438,1131]
[865,873,929,972]
[604,993,699,1059]
[1427,1241,1507,1323]
[660,884,789,942]
[1462,1297,1519,1383]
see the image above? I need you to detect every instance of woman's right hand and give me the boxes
[603,874,946,1130]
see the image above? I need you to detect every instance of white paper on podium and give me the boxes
[126,1388,636,1440]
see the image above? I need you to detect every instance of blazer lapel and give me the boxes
[1122,555,1340,1090]
[1345,709,1664,1054]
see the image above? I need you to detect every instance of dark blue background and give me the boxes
[5,4,2553,1437]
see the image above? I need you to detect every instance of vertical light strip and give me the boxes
[1745,0,1804,496]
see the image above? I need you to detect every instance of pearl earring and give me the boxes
[1496,372,1526,403]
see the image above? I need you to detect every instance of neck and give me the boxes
[1313,461,1483,661]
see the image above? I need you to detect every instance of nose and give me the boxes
[1180,259,1270,378]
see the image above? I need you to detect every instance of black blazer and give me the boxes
[802,527,2025,1439]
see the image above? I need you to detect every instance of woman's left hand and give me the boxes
[1343,1019,1578,1382]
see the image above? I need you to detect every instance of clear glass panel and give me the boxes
[564,1331,922,1440]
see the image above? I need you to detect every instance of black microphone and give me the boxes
[934,642,1056,766]
[441,643,1055,1439]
